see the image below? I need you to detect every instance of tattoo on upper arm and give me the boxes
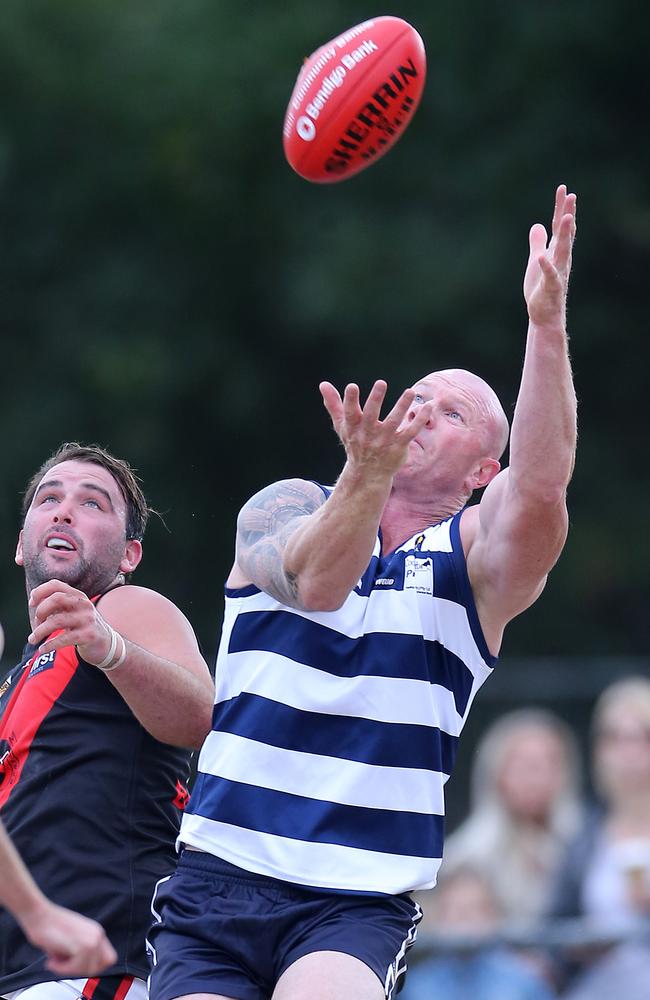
[236,480,325,606]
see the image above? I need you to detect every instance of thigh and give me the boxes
[272,953,383,1000]
[170,995,241,1000]
[147,858,275,1000]
[276,893,421,1000]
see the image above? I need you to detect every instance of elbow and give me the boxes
[284,564,349,612]
[190,688,215,749]
[510,471,572,509]
[161,712,212,752]
[176,684,215,751]
[297,581,348,614]
[185,706,214,750]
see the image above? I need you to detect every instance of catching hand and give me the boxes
[524,184,577,329]
[319,380,433,480]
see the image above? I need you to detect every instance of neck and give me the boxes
[379,489,466,554]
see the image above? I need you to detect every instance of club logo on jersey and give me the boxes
[404,553,434,594]
[27,650,56,680]
[0,736,18,788]
[173,778,190,810]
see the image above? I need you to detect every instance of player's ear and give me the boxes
[474,459,501,490]
[15,530,24,567]
[120,539,142,575]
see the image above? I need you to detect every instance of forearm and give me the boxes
[236,381,432,611]
[0,822,49,928]
[510,186,578,503]
[105,642,214,749]
[509,321,577,502]
[283,461,393,609]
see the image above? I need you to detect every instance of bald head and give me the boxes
[417,369,510,460]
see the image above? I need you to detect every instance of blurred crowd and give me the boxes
[404,676,650,1000]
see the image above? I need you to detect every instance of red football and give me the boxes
[283,16,426,183]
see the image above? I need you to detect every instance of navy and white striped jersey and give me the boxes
[180,509,496,895]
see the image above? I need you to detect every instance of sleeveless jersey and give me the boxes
[180,509,496,895]
[0,617,191,992]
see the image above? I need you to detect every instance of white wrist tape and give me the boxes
[95,626,127,673]
[95,626,118,670]
[107,632,127,672]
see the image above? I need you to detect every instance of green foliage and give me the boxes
[0,0,648,666]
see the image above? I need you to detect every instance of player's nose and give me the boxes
[52,501,74,524]
[407,398,435,428]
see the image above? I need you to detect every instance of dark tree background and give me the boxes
[1,0,648,822]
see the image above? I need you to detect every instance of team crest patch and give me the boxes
[404,554,434,595]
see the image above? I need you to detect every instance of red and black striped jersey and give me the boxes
[0,628,191,991]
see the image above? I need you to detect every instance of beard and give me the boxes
[22,547,124,598]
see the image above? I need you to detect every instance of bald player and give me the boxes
[148,185,578,1000]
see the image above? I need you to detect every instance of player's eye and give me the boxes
[413,393,425,405]
[83,499,101,509]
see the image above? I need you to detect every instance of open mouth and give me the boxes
[45,535,77,553]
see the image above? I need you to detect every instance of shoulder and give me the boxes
[458,503,481,556]
[97,585,195,633]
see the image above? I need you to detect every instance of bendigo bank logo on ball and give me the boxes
[283,16,426,183]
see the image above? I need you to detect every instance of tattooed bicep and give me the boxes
[235,479,326,606]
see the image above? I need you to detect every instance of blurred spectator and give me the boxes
[440,708,583,925]
[403,865,555,1000]
[545,676,650,998]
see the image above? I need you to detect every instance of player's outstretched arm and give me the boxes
[27,583,214,749]
[0,821,117,975]
[230,380,434,611]
[467,186,578,640]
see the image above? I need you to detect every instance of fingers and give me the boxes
[529,188,577,285]
[551,184,567,236]
[361,380,388,423]
[29,592,87,640]
[528,223,548,257]
[28,589,98,652]
[538,254,560,283]
[321,380,390,431]
[32,591,87,623]
[544,212,576,284]
[551,185,577,241]
[342,383,362,426]
[29,579,81,608]
[319,381,343,428]
[45,937,117,975]
[401,398,434,440]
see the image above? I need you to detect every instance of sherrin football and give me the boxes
[283,16,426,183]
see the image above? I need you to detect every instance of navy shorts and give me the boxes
[147,850,422,1000]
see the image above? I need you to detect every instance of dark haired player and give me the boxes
[147,187,578,1000]
[0,443,214,1000]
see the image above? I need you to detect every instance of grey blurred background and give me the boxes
[1,0,648,825]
